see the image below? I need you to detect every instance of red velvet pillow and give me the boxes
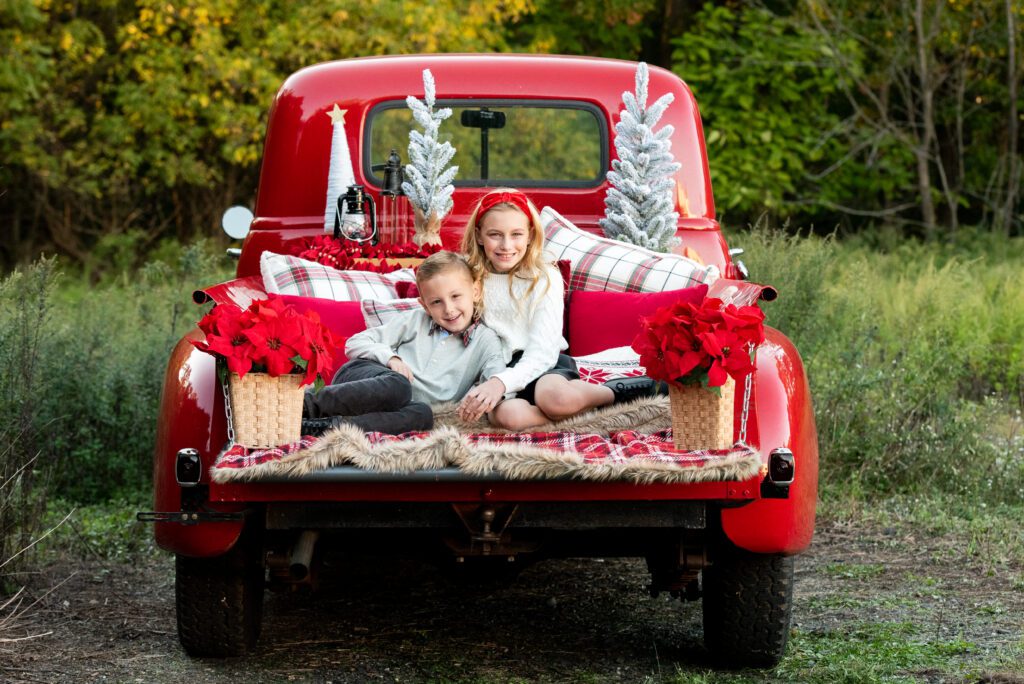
[275,295,366,380]
[567,284,709,357]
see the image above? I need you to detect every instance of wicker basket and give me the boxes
[669,377,735,451]
[228,372,305,448]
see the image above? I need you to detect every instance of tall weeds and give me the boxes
[0,259,58,583]
[738,225,1024,501]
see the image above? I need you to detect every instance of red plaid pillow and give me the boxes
[360,298,422,328]
[261,252,415,301]
[540,207,718,293]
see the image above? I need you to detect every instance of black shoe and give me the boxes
[604,376,656,404]
[300,416,344,437]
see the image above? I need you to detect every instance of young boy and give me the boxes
[302,251,507,435]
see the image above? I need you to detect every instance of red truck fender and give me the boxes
[153,331,244,557]
[722,326,818,554]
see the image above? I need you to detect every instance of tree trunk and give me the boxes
[1003,0,1020,236]
[913,0,937,239]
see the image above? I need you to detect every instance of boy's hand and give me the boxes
[459,377,506,422]
[387,356,414,382]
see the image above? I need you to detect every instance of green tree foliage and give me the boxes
[672,4,903,228]
[0,0,533,269]
[1,0,1021,268]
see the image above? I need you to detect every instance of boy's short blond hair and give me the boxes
[415,250,475,287]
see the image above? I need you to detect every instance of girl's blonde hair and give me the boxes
[460,187,550,303]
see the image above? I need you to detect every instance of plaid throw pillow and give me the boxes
[361,298,421,328]
[261,252,415,301]
[540,207,719,293]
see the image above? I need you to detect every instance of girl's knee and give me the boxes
[535,386,584,420]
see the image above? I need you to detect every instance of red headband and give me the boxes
[476,190,533,219]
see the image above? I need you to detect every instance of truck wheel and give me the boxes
[176,536,264,657]
[702,549,794,668]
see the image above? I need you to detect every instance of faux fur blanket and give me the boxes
[210,396,762,485]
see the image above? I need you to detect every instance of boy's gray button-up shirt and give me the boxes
[344,309,508,404]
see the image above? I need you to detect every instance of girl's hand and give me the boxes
[387,356,414,382]
[459,377,506,421]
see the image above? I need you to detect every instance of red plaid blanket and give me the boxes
[212,429,753,474]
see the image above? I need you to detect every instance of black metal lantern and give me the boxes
[334,184,377,244]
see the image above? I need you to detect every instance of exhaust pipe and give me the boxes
[289,530,320,581]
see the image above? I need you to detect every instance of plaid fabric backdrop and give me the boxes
[213,429,751,473]
[540,207,717,293]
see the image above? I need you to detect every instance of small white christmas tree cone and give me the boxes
[412,207,443,247]
[323,104,355,233]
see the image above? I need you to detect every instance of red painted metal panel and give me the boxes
[721,328,819,554]
[152,334,243,556]
[208,478,760,504]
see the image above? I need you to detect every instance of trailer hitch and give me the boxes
[136,509,248,525]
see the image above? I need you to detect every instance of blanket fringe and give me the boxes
[209,399,763,485]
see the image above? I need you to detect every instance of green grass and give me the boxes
[821,562,886,581]
[737,226,1024,503]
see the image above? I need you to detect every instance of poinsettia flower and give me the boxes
[296,312,344,386]
[243,312,306,376]
[706,357,729,387]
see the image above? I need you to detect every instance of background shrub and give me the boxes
[20,241,230,504]
[738,226,1024,502]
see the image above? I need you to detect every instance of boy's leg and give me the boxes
[344,401,433,435]
[304,358,411,418]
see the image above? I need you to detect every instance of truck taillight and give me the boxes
[768,448,795,485]
[175,448,202,487]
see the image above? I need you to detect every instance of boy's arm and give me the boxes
[344,311,421,367]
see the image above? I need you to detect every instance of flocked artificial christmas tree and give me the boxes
[600,63,681,253]
[402,69,458,247]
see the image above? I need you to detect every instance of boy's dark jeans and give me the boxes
[303,358,433,434]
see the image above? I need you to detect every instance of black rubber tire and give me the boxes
[702,549,795,668]
[176,536,264,657]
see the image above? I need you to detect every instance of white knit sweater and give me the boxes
[481,263,566,395]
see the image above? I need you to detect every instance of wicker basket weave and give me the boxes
[669,377,735,451]
[228,372,305,448]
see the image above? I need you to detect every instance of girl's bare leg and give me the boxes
[533,375,613,421]
[489,398,550,430]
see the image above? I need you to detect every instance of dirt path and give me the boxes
[4,514,1023,683]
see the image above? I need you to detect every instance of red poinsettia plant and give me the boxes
[292,235,441,273]
[191,295,343,387]
[631,296,766,392]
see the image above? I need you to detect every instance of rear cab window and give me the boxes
[364,100,608,189]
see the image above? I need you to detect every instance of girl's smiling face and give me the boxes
[477,207,531,273]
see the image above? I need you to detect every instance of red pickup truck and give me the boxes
[144,54,818,667]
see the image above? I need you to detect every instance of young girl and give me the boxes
[458,188,653,429]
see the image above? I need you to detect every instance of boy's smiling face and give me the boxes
[417,267,480,334]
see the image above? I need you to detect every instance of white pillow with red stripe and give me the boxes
[540,206,718,292]
[260,252,415,302]
[572,346,646,385]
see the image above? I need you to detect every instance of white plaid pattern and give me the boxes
[540,207,718,293]
[360,298,421,328]
[261,252,415,302]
